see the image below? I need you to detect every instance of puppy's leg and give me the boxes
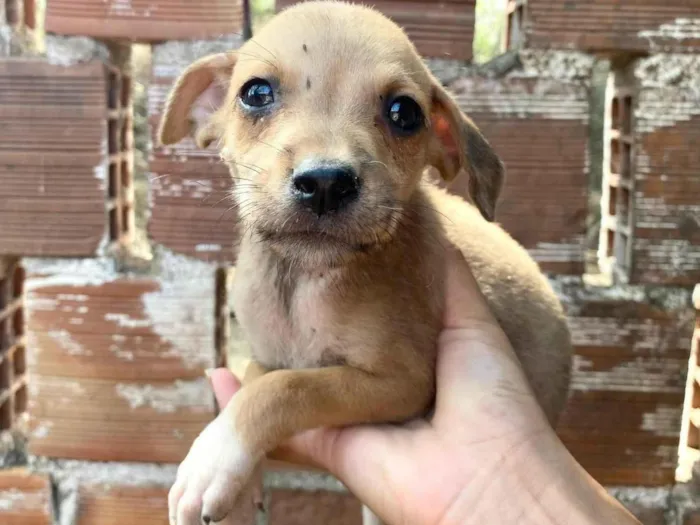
[172,365,431,525]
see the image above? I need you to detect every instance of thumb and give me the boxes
[442,248,501,330]
[206,368,242,410]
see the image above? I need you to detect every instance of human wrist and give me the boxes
[438,429,638,525]
[508,431,640,525]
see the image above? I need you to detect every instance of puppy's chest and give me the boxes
[232,271,346,370]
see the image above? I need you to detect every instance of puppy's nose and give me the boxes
[292,167,360,216]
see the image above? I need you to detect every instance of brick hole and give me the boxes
[120,120,131,152]
[108,120,119,155]
[608,186,617,216]
[615,233,628,266]
[622,96,633,135]
[121,205,131,236]
[22,0,34,28]
[108,163,119,200]
[619,188,631,225]
[12,346,25,377]
[621,142,631,179]
[14,384,27,415]
[0,354,10,392]
[11,264,24,299]
[0,277,7,314]
[121,159,131,191]
[611,97,621,131]
[4,0,20,25]
[610,138,621,175]
[107,70,120,110]
[0,318,8,354]
[121,76,132,108]
[12,308,24,341]
[109,208,119,241]
[0,400,10,431]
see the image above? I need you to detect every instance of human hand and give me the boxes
[208,250,640,525]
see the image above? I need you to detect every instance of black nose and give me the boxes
[292,167,360,216]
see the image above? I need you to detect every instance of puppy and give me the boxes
[158,2,573,524]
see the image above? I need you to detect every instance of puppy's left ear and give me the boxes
[428,81,505,222]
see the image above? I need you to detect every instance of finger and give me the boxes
[207,368,242,409]
[442,247,499,329]
[168,477,187,525]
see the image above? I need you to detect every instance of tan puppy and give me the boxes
[159,2,573,524]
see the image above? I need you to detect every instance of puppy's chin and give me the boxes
[256,229,379,270]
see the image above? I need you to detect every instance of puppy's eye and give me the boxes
[240,78,274,108]
[387,96,424,134]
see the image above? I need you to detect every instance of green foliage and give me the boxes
[473,0,507,64]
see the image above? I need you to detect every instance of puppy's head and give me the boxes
[159,1,504,268]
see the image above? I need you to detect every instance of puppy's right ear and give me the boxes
[158,52,237,149]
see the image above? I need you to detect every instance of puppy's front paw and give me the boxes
[169,414,259,525]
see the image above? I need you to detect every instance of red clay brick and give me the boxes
[76,480,255,525]
[0,468,53,525]
[46,0,245,42]
[268,489,362,525]
[277,0,476,60]
[622,504,667,525]
[0,59,130,257]
[685,509,700,525]
[516,0,700,54]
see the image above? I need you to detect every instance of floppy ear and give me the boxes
[428,81,505,222]
[158,52,237,149]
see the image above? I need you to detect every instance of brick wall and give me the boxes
[0,55,134,257]
[446,51,592,275]
[630,55,700,286]
[24,255,219,463]
[276,0,476,61]
[554,278,694,486]
[147,37,243,265]
[513,0,700,54]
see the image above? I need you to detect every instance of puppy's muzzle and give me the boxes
[292,165,360,217]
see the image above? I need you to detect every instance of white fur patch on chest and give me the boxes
[232,268,343,370]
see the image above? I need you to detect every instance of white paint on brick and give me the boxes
[115,378,213,413]
[109,0,134,15]
[571,355,685,394]
[0,489,48,513]
[151,35,244,78]
[638,18,700,43]
[47,329,92,357]
[452,77,590,120]
[143,249,217,369]
[195,244,223,253]
[634,54,700,132]
[529,239,585,263]
[29,457,178,488]
[44,34,110,66]
[513,50,595,82]
[642,405,683,439]
[23,258,119,290]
